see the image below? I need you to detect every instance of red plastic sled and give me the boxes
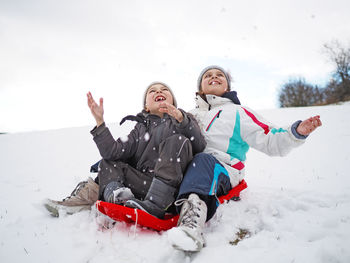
[96,179,247,231]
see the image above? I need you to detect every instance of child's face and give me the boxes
[145,83,174,116]
[200,69,228,96]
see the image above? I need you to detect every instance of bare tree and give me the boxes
[279,78,322,107]
[278,40,350,107]
[323,40,350,102]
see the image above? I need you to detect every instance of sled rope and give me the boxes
[133,208,138,238]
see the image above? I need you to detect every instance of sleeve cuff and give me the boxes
[90,122,106,137]
[291,120,308,140]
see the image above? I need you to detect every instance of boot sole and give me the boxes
[167,227,204,252]
[44,199,91,217]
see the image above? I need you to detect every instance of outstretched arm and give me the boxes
[296,115,322,136]
[240,107,321,157]
[87,91,104,127]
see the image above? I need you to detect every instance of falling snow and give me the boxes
[1,104,349,263]
[120,135,129,142]
[144,132,150,141]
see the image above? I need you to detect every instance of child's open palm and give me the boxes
[87,92,104,126]
[159,102,183,123]
[296,115,322,136]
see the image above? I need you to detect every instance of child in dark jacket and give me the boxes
[45,82,206,219]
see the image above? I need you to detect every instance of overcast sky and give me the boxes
[1,0,349,133]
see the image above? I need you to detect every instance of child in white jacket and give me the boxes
[168,65,322,252]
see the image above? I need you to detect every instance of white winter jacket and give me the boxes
[190,93,306,188]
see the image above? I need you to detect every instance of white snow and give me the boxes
[167,227,199,252]
[1,104,350,262]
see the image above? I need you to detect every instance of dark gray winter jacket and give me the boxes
[90,109,206,174]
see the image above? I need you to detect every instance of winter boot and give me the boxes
[167,193,208,252]
[44,177,99,217]
[125,177,176,219]
[103,181,134,204]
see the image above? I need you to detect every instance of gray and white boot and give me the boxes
[103,181,134,204]
[125,177,176,219]
[167,193,208,252]
[44,177,99,217]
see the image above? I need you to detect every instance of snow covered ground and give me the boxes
[1,103,349,263]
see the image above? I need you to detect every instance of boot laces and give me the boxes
[63,181,88,201]
[175,198,202,229]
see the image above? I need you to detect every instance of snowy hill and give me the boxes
[1,104,350,263]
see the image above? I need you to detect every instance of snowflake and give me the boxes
[144,132,150,141]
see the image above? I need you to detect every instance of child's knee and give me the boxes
[192,152,216,165]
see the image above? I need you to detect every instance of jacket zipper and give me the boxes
[206,110,222,131]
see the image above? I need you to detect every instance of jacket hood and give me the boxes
[119,110,168,126]
[195,91,241,109]
[119,111,148,126]
[222,91,241,105]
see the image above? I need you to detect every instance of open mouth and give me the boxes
[209,80,221,85]
[155,95,166,102]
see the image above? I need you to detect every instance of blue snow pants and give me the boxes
[177,152,232,221]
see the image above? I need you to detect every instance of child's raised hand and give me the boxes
[296,115,322,136]
[87,92,104,127]
[159,102,184,123]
